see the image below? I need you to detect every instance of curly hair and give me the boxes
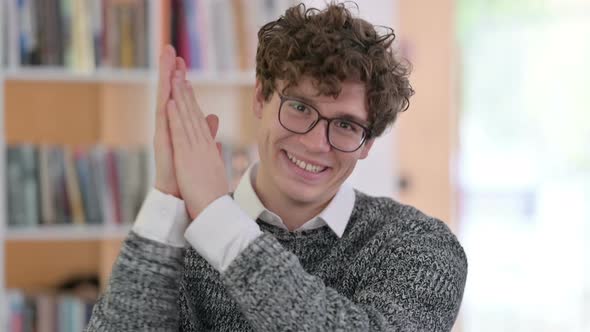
[255,1,414,138]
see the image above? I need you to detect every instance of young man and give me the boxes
[87,3,467,331]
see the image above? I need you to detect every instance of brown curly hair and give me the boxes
[255,1,414,138]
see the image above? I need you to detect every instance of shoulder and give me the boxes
[351,189,468,275]
[350,190,468,328]
[353,189,460,239]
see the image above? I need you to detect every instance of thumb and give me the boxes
[205,114,219,139]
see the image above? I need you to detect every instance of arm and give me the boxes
[188,199,467,331]
[85,232,185,331]
[86,45,222,331]
[222,232,466,332]
[85,189,190,331]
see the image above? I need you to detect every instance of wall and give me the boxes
[396,0,458,229]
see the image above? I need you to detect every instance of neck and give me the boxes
[254,165,332,231]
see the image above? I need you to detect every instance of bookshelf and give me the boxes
[4,224,132,241]
[2,68,155,83]
[0,0,417,331]
[1,60,7,332]
[0,0,279,330]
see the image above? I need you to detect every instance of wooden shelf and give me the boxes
[185,70,255,86]
[5,224,132,241]
[3,67,155,84]
[1,68,256,86]
[4,80,154,146]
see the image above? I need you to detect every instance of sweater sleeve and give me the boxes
[85,231,186,331]
[221,228,467,331]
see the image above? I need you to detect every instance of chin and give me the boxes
[280,181,326,204]
[278,173,340,207]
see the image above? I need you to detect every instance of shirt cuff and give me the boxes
[185,195,263,273]
[132,188,190,248]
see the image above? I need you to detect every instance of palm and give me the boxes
[154,46,219,199]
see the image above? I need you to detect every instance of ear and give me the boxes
[358,138,375,160]
[253,79,264,119]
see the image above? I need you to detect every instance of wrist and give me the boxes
[154,183,181,199]
[187,207,198,221]
[186,193,227,221]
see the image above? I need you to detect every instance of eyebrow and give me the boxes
[282,89,369,127]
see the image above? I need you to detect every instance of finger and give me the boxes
[181,78,204,124]
[175,58,194,113]
[175,58,189,112]
[205,114,219,139]
[176,57,187,75]
[171,70,190,114]
[171,74,198,145]
[157,45,176,113]
[183,80,205,120]
[183,80,213,142]
[166,100,188,152]
[216,142,223,160]
[182,80,212,143]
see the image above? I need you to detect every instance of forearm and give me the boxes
[221,232,465,332]
[86,231,185,331]
[221,233,404,331]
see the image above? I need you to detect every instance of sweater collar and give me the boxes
[233,162,355,238]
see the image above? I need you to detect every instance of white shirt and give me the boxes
[132,162,356,273]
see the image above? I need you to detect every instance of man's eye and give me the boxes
[290,102,308,113]
[336,120,355,131]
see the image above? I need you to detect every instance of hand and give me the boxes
[153,45,220,199]
[167,70,229,220]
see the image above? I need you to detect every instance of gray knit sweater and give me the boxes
[86,190,467,331]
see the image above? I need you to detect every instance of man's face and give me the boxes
[253,77,374,205]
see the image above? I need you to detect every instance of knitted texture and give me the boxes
[87,190,468,331]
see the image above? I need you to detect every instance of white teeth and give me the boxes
[286,152,325,173]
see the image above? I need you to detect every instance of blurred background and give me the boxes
[1,0,589,331]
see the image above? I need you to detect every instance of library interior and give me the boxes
[1,0,589,331]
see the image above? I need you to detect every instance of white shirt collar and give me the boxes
[233,162,355,238]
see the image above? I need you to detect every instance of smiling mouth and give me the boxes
[284,151,328,173]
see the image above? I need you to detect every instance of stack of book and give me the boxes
[3,0,149,70]
[5,144,149,227]
[1,0,8,67]
[164,0,295,72]
[7,287,97,332]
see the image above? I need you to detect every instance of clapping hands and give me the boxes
[153,45,229,220]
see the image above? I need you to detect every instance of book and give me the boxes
[21,144,41,227]
[74,147,103,224]
[105,148,122,224]
[36,293,57,332]
[89,146,114,225]
[6,145,26,227]
[116,147,148,224]
[6,144,149,230]
[7,290,96,332]
[63,146,86,225]
[39,145,56,225]
[164,0,298,73]
[51,146,71,224]
[10,0,148,69]
[5,144,40,227]
[60,0,74,67]
[71,0,95,72]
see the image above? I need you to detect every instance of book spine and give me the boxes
[21,144,40,227]
[64,146,86,225]
[105,148,122,224]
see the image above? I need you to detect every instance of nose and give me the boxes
[298,119,331,152]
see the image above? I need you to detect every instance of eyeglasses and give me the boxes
[277,93,370,152]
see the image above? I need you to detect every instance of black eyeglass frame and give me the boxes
[277,93,372,153]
